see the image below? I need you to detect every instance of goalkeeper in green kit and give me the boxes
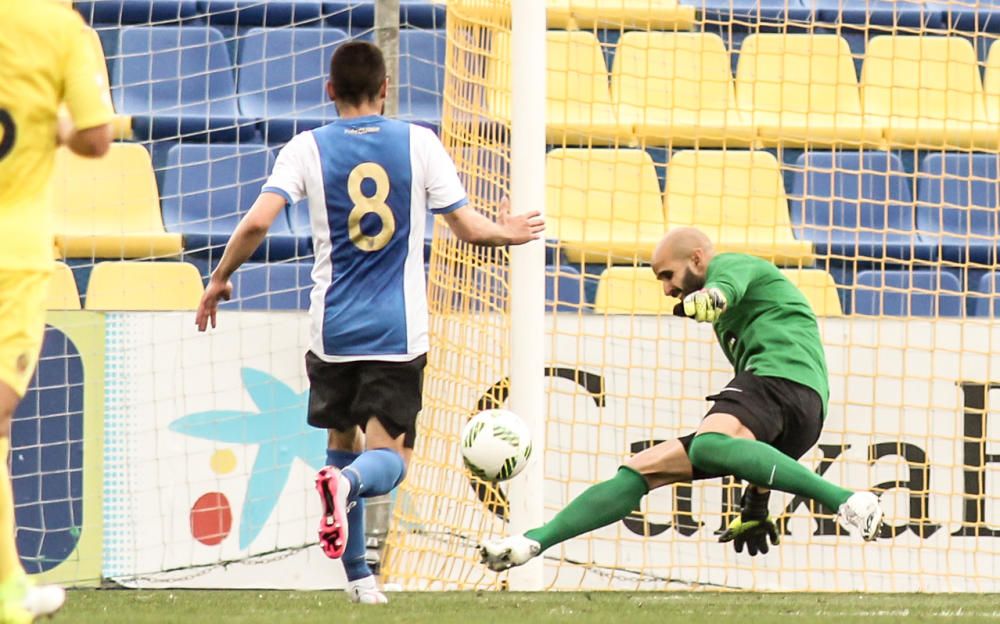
[480,227,884,571]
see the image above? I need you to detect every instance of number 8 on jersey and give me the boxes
[348,162,395,252]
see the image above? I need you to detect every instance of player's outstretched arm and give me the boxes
[442,197,544,247]
[195,192,286,331]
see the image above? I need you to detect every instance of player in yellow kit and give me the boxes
[0,1,114,621]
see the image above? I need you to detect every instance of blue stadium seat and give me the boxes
[789,152,935,261]
[325,1,445,29]
[221,262,313,310]
[546,265,584,312]
[971,272,1000,317]
[199,1,324,26]
[398,30,444,130]
[854,270,963,316]
[814,0,946,29]
[112,26,255,141]
[237,27,349,143]
[916,153,1000,265]
[946,0,1000,33]
[76,0,198,24]
[693,0,814,27]
[161,144,303,261]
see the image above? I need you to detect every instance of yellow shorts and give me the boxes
[0,270,50,397]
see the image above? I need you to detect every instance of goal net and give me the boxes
[384,0,1000,592]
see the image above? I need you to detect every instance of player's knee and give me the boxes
[687,433,729,472]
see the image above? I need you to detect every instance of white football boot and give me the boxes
[837,491,884,541]
[347,575,388,605]
[479,535,541,572]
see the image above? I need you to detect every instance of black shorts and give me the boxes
[679,371,823,479]
[305,351,427,448]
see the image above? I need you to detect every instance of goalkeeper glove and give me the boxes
[682,288,727,323]
[719,486,780,556]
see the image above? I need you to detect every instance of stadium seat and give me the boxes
[814,0,946,29]
[947,0,1000,34]
[695,0,814,27]
[84,261,205,311]
[325,0,446,28]
[916,153,1000,266]
[664,150,813,264]
[593,266,679,315]
[861,36,995,148]
[237,27,349,142]
[983,40,1000,123]
[487,31,624,144]
[546,148,664,264]
[853,270,963,317]
[546,265,584,313]
[780,268,843,317]
[50,144,183,259]
[734,34,881,146]
[160,144,303,261]
[789,151,935,262]
[47,263,81,311]
[199,1,325,26]
[221,262,313,310]
[612,32,754,147]
[971,272,1000,317]
[75,0,198,24]
[545,0,695,29]
[449,0,694,29]
[398,30,445,130]
[112,26,255,142]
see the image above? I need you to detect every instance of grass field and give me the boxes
[59,590,1000,623]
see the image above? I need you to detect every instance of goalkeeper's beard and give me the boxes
[681,271,705,297]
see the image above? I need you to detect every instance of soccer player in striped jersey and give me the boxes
[0,2,114,621]
[481,227,883,572]
[196,41,543,603]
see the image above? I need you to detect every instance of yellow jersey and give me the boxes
[0,1,114,270]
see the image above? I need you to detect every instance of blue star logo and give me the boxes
[169,368,326,549]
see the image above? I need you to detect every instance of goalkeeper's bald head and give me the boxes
[651,227,715,300]
[655,227,714,263]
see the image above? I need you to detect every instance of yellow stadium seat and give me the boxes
[862,36,995,148]
[487,31,625,144]
[51,143,183,259]
[663,150,813,264]
[84,262,204,311]
[735,34,881,147]
[547,148,664,263]
[780,269,843,317]
[448,0,694,29]
[594,266,680,314]
[47,262,81,310]
[612,32,753,147]
[546,0,695,29]
[983,42,1000,124]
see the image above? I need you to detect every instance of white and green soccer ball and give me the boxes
[460,409,532,482]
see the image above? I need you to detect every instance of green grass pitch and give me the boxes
[60,590,1000,623]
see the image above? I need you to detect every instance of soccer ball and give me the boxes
[460,409,532,482]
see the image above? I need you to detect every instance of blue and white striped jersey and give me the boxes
[263,115,468,362]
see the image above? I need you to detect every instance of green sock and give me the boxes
[688,432,853,510]
[524,466,649,552]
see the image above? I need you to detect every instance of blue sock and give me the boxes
[326,449,371,582]
[342,448,406,500]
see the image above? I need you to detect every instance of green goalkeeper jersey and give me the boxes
[704,253,829,416]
